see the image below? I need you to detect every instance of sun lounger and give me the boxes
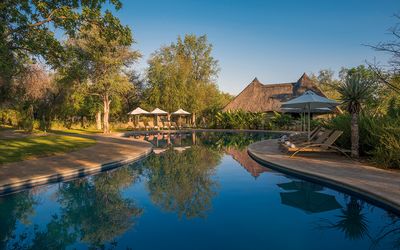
[279,126,322,144]
[164,121,173,130]
[157,121,164,130]
[126,121,135,130]
[279,129,333,151]
[147,121,158,130]
[283,130,350,158]
[138,121,148,130]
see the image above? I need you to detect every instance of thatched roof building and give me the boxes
[223,73,326,113]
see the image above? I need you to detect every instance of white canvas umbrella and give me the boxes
[128,107,150,125]
[172,109,191,126]
[281,90,339,140]
[128,107,150,115]
[150,108,168,124]
[172,108,190,115]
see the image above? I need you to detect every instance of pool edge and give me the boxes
[248,140,400,215]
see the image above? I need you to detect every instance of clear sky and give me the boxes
[113,0,399,95]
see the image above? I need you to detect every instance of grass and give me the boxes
[51,128,103,135]
[0,134,96,164]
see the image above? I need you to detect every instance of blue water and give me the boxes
[0,132,399,249]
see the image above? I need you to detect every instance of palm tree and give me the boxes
[336,73,374,158]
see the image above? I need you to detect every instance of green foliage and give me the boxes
[212,110,294,130]
[0,108,19,126]
[336,71,376,114]
[212,110,265,129]
[270,111,294,130]
[144,34,229,117]
[325,113,400,168]
[0,0,125,102]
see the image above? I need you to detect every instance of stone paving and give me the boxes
[0,134,152,195]
[248,139,400,213]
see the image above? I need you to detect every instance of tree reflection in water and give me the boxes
[142,145,221,219]
[56,167,143,248]
[0,191,37,249]
[141,131,275,219]
[318,196,400,249]
[3,167,143,249]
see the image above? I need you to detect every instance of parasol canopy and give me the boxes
[128,107,150,115]
[150,108,168,115]
[172,108,190,115]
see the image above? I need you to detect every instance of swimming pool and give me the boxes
[1,132,399,249]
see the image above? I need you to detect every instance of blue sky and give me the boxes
[113,0,399,95]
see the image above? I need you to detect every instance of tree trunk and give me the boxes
[103,94,111,134]
[96,111,102,130]
[351,112,359,158]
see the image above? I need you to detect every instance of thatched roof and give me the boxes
[223,73,326,113]
[225,148,269,178]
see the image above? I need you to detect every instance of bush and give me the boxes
[372,127,400,168]
[0,108,19,126]
[212,111,269,130]
[325,113,400,168]
[270,111,294,130]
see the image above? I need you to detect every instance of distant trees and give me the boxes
[145,35,230,117]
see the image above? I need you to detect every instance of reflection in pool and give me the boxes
[0,132,399,249]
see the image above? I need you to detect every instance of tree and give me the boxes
[71,24,140,133]
[336,73,375,158]
[367,14,400,94]
[0,0,125,103]
[12,64,54,131]
[145,34,227,117]
[310,69,341,100]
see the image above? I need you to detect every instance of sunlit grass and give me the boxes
[0,135,96,164]
[51,128,103,135]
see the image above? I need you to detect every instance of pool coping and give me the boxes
[248,139,400,215]
[122,128,290,136]
[0,138,153,196]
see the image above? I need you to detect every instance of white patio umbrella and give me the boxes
[172,108,191,126]
[281,90,339,140]
[128,107,150,125]
[128,107,150,115]
[150,108,168,124]
[172,108,190,115]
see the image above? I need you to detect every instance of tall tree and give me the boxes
[336,72,375,158]
[0,0,125,103]
[145,34,226,116]
[71,24,140,133]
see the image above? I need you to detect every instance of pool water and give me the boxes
[1,132,399,249]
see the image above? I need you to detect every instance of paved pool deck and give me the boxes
[248,139,400,213]
[0,134,153,195]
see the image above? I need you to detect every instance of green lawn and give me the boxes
[0,135,96,164]
[51,128,103,135]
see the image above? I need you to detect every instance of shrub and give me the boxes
[212,111,269,130]
[325,113,400,168]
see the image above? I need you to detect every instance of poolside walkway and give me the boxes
[248,139,400,213]
[0,134,152,195]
